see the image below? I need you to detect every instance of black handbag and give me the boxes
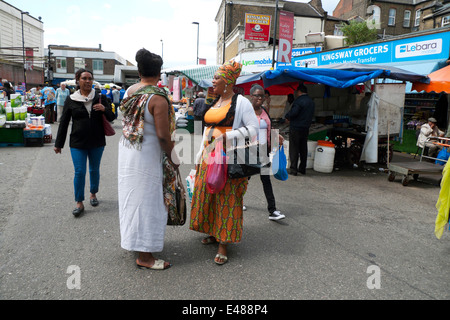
[227,127,265,179]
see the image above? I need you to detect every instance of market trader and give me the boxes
[285,83,315,176]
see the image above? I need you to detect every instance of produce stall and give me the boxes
[0,91,52,147]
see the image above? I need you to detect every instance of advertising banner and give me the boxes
[244,13,271,42]
[277,10,294,63]
[290,31,450,68]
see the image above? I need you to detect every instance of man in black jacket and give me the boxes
[285,83,315,176]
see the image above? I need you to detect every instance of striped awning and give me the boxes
[162,65,252,85]
[162,65,220,84]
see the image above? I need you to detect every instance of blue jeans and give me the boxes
[70,147,105,202]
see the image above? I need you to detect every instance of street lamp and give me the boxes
[21,11,29,89]
[192,22,199,65]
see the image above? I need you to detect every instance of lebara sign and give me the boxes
[286,31,450,68]
[395,38,442,58]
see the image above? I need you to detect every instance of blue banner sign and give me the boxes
[283,30,450,68]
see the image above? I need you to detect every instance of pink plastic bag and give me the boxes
[206,140,228,194]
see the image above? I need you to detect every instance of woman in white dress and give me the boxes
[118,49,176,270]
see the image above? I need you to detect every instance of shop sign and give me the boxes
[277,10,294,63]
[244,13,271,42]
[290,30,450,67]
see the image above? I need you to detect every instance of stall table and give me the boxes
[327,128,395,165]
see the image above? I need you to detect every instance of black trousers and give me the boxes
[289,128,309,173]
[249,174,276,214]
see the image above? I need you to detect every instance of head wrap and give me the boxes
[216,60,242,85]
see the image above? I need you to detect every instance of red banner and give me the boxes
[244,13,271,42]
[25,48,34,71]
[278,10,294,63]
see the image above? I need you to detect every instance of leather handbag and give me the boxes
[227,127,264,179]
[102,114,115,136]
[167,168,187,226]
[99,94,115,136]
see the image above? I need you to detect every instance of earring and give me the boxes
[224,85,228,94]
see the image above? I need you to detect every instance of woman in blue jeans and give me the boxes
[54,69,115,217]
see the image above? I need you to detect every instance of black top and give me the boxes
[285,94,315,130]
[55,92,115,149]
[193,97,207,117]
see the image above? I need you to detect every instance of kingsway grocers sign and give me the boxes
[288,31,449,68]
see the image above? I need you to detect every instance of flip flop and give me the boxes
[201,236,217,245]
[214,253,228,265]
[136,259,171,270]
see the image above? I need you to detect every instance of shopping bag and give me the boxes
[185,169,196,202]
[435,147,450,165]
[272,145,288,181]
[206,140,228,194]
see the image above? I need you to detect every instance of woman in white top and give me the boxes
[248,84,285,221]
[118,49,176,270]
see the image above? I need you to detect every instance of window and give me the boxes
[334,24,343,36]
[388,9,396,26]
[414,9,421,27]
[442,15,450,27]
[403,10,411,27]
[56,57,66,73]
[74,58,85,72]
[93,60,104,75]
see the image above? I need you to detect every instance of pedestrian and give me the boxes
[263,89,271,115]
[111,86,120,119]
[281,93,294,123]
[248,84,285,220]
[193,91,206,133]
[2,81,15,100]
[189,60,259,265]
[41,85,57,123]
[118,48,176,270]
[285,83,315,176]
[119,86,126,102]
[54,69,115,217]
[55,83,70,122]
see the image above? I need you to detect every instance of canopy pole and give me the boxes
[271,0,279,69]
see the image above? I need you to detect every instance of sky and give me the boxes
[10,0,340,69]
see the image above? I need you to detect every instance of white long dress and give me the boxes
[118,94,167,252]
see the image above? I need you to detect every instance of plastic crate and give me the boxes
[43,134,52,144]
[0,128,25,144]
[23,129,45,139]
[24,137,44,147]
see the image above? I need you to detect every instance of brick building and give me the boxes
[0,1,44,89]
[215,0,344,65]
[45,45,132,85]
[333,0,450,37]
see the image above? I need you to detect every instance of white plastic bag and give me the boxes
[185,169,196,202]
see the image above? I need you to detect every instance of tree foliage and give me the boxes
[341,20,378,46]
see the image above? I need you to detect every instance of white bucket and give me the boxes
[313,143,335,173]
[306,140,318,169]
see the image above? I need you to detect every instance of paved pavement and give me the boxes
[0,120,449,302]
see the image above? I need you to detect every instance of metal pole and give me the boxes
[21,12,29,89]
[223,2,227,63]
[192,22,199,64]
[271,0,279,69]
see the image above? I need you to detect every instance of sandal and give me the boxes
[201,236,217,245]
[136,259,172,270]
[214,253,228,265]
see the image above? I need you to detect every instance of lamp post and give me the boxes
[192,22,199,65]
[21,11,29,89]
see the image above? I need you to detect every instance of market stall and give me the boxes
[0,91,52,147]
[385,64,450,186]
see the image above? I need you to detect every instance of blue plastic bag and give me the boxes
[272,145,288,181]
[435,147,450,165]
